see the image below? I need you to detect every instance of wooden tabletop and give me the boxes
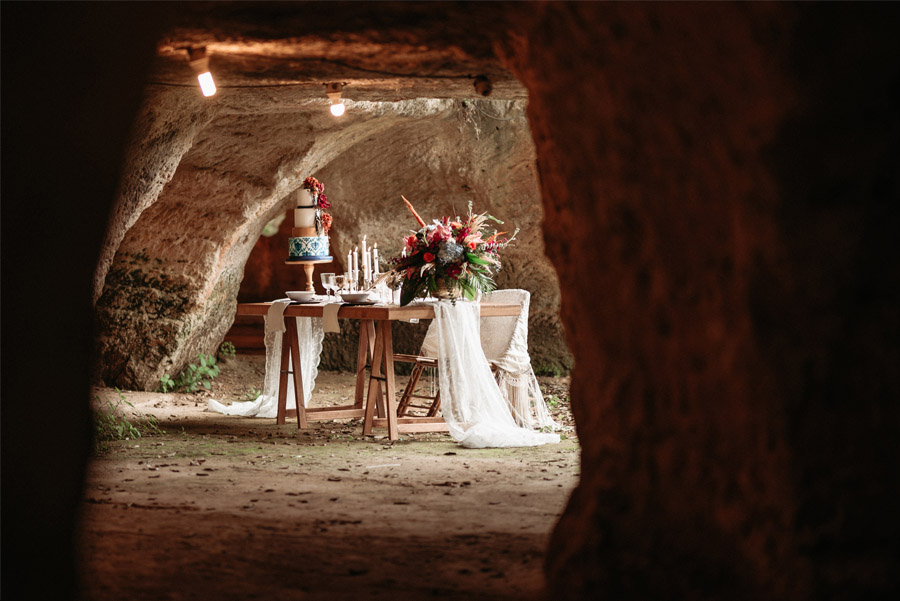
[236,301,521,320]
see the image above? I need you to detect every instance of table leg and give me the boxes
[286,317,309,429]
[276,327,290,425]
[381,321,399,440]
[366,320,385,417]
[354,320,372,409]
[363,320,386,436]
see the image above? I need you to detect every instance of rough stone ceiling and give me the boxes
[149,2,527,103]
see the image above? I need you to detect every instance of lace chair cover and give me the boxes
[421,289,559,431]
[431,300,559,448]
[209,308,323,418]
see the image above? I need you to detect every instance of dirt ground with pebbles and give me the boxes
[79,354,578,600]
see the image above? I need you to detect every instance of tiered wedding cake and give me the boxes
[287,177,332,261]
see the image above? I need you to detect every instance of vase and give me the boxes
[433,279,462,300]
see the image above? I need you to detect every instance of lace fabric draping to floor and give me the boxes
[432,300,560,448]
[208,300,323,418]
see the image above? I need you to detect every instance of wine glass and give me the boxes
[320,272,336,301]
[333,274,348,300]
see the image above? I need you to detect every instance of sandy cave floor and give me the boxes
[80,354,579,601]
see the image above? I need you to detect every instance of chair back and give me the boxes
[479,289,529,362]
[419,289,530,362]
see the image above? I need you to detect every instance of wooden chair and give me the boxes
[393,354,441,417]
[394,289,530,418]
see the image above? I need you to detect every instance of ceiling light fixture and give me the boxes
[325,82,345,116]
[187,47,217,97]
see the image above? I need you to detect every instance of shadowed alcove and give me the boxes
[3,2,898,600]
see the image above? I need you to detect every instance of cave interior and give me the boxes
[2,2,899,600]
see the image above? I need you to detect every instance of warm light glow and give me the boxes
[329,101,345,117]
[197,71,217,97]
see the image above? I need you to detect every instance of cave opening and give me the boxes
[80,8,577,601]
[3,3,899,601]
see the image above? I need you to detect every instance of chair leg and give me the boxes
[426,390,441,417]
[397,363,425,416]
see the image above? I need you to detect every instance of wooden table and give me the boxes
[235,301,522,440]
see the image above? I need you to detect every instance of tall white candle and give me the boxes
[353,246,359,283]
[347,249,352,277]
[373,242,379,276]
[361,235,367,266]
[365,249,372,281]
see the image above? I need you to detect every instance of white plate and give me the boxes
[286,291,316,302]
[341,292,371,303]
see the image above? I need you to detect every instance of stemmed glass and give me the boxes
[320,272,336,301]
[333,274,348,300]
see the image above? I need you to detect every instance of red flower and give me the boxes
[320,212,333,234]
[467,241,477,250]
[317,193,331,209]
[423,252,435,263]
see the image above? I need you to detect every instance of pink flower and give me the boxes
[429,223,452,243]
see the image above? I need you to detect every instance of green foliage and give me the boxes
[241,386,262,402]
[93,388,165,453]
[219,340,236,360]
[545,394,561,409]
[159,373,176,393]
[158,353,221,393]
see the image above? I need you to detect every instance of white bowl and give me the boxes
[286,290,315,302]
[340,292,370,303]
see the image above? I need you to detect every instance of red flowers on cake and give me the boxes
[320,212,333,235]
[302,176,324,196]
[300,175,332,235]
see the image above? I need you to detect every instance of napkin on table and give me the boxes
[266,299,291,333]
[322,302,341,333]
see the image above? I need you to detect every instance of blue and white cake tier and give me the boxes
[287,236,330,261]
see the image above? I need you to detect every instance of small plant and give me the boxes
[219,341,236,360]
[177,353,221,392]
[158,353,221,393]
[241,386,262,402]
[93,388,165,453]
[159,373,176,393]
[545,394,560,409]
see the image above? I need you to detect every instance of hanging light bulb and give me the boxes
[188,48,217,97]
[325,82,345,117]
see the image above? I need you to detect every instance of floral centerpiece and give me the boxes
[300,176,332,234]
[383,196,517,306]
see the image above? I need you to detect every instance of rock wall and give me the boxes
[92,88,217,305]
[502,2,900,599]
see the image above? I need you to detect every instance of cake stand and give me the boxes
[285,257,333,292]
